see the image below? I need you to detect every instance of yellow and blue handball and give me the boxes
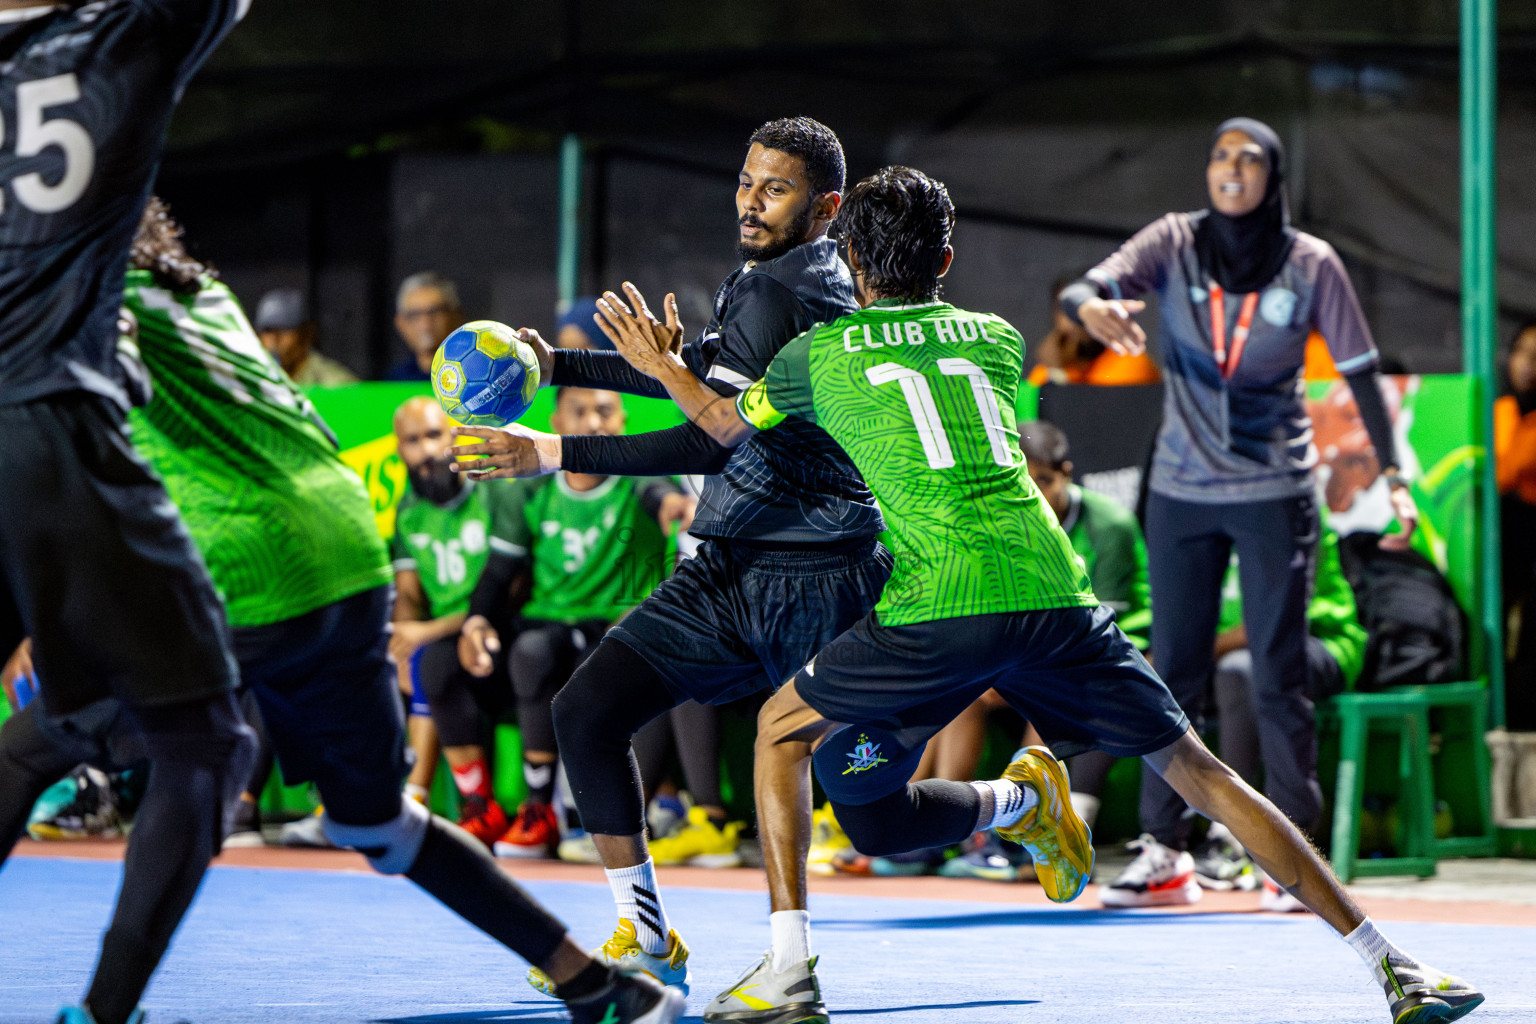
[431,320,541,427]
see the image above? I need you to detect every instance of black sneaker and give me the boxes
[565,970,685,1024]
[1380,955,1484,1024]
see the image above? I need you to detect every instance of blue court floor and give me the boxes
[1,856,1533,1024]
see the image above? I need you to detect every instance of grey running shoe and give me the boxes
[1191,822,1257,891]
[280,810,333,848]
[704,953,828,1024]
[1380,955,1484,1024]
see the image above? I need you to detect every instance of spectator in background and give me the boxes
[1497,320,1536,728]
[1196,515,1365,907]
[254,287,358,386]
[555,298,613,350]
[390,272,463,381]
[1028,275,1160,387]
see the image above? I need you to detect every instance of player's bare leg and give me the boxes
[1147,729,1484,1022]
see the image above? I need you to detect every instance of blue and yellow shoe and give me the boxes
[1380,956,1484,1024]
[529,919,691,997]
[994,746,1094,903]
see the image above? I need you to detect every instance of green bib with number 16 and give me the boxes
[738,298,1095,626]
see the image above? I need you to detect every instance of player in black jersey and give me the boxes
[452,117,889,1020]
[0,4,258,1024]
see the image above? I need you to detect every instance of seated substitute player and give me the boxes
[0,202,684,1024]
[449,117,888,1009]
[594,165,1484,1024]
[0,4,262,1024]
[451,386,690,857]
[391,396,529,845]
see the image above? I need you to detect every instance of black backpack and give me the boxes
[1336,532,1466,690]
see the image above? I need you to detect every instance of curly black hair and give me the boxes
[130,196,215,294]
[748,117,846,196]
[838,166,954,301]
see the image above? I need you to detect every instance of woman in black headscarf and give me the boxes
[1057,118,1417,902]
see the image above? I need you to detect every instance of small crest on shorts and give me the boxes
[842,733,889,775]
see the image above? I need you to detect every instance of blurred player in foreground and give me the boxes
[0,4,260,1022]
[594,165,1484,1024]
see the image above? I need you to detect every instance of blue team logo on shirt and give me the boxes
[1260,288,1298,327]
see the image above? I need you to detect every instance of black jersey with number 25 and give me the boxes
[0,0,248,410]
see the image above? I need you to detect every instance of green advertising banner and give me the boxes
[305,384,687,539]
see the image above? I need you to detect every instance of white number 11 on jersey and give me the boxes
[865,358,1014,471]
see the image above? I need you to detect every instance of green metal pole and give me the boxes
[557,133,582,309]
[1462,0,1504,726]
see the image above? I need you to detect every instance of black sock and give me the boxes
[524,758,555,805]
[554,961,613,1002]
[404,816,569,965]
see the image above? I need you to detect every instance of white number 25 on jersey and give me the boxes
[2,74,94,215]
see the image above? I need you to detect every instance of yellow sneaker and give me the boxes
[807,802,851,877]
[650,806,744,868]
[527,918,691,997]
[995,746,1094,903]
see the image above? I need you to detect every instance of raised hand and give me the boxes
[450,423,562,479]
[593,282,685,379]
[1078,297,1149,356]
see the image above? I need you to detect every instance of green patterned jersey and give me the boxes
[501,474,673,625]
[123,271,391,628]
[391,480,527,619]
[738,298,1095,625]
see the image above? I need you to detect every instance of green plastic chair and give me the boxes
[1321,680,1495,883]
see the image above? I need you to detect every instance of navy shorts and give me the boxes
[233,584,405,826]
[805,605,1190,805]
[608,535,892,706]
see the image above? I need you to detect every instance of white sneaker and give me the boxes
[557,829,603,864]
[280,811,333,848]
[1259,874,1309,914]
[1099,834,1202,908]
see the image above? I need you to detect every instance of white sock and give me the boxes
[605,859,672,956]
[770,909,812,973]
[969,778,1038,831]
[403,783,430,804]
[1344,918,1409,982]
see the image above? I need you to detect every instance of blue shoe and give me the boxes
[936,831,1034,882]
[55,1008,147,1024]
[869,845,948,877]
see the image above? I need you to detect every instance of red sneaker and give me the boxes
[493,801,559,859]
[457,795,510,848]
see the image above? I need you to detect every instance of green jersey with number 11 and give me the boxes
[738,298,1095,626]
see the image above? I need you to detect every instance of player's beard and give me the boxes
[737,201,815,263]
[409,456,465,505]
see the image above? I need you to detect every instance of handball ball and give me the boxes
[431,321,541,427]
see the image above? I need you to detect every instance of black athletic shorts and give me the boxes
[234,584,404,826]
[0,395,237,716]
[607,535,892,706]
[804,605,1190,805]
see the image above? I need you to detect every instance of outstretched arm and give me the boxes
[594,283,760,449]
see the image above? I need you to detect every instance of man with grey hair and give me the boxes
[255,287,358,385]
[389,271,463,381]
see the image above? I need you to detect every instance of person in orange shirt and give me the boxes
[1028,277,1161,387]
[1498,322,1536,728]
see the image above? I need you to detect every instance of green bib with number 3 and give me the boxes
[737,298,1095,626]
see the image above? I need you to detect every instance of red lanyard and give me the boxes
[1209,284,1259,381]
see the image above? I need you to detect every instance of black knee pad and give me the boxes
[829,791,911,858]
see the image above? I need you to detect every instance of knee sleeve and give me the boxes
[831,778,980,858]
[137,692,258,833]
[323,794,430,875]
[419,640,482,748]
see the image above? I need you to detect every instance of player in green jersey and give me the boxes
[0,202,683,1024]
[390,396,531,845]
[595,167,1482,1024]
